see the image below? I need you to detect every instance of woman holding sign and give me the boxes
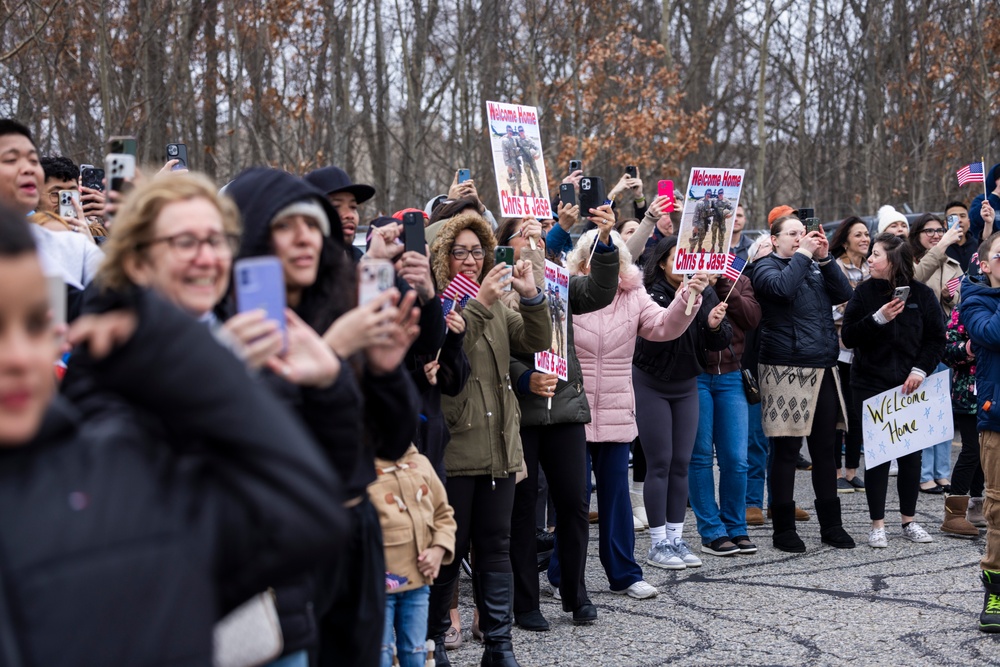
[427,211,551,667]
[751,213,855,553]
[842,232,946,548]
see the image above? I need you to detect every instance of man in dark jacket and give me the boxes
[969,163,1000,246]
[0,206,346,667]
[304,165,375,261]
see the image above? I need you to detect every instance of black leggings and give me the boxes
[952,413,985,497]
[439,474,516,579]
[771,370,839,505]
[510,423,589,612]
[836,361,863,470]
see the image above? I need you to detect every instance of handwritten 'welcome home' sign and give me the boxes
[860,370,953,468]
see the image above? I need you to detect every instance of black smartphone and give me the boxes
[80,166,105,192]
[569,159,582,173]
[166,143,188,170]
[108,135,137,157]
[403,211,426,255]
[625,165,637,178]
[559,182,576,207]
[494,246,514,292]
[457,168,471,184]
[578,176,607,216]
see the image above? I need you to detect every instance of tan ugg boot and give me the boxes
[942,495,980,537]
[969,497,988,528]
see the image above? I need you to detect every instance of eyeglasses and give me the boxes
[140,232,240,259]
[921,228,945,236]
[779,230,806,239]
[450,247,485,260]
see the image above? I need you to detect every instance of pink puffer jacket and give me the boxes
[573,266,699,443]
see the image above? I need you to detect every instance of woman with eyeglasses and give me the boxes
[908,214,963,497]
[750,214,856,553]
[426,211,551,667]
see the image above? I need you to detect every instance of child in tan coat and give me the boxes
[370,445,456,667]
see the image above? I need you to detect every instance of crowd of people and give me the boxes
[3,113,1000,667]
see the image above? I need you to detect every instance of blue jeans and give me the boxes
[745,400,773,509]
[264,651,308,667]
[381,586,430,667]
[588,441,644,590]
[921,362,953,483]
[689,372,750,542]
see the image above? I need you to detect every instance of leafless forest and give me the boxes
[2,0,998,225]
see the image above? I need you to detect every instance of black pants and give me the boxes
[836,361,863,470]
[511,423,589,612]
[317,498,385,667]
[772,370,839,505]
[952,412,985,496]
[440,474,517,579]
[633,439,647,483]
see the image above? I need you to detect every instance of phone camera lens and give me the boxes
[167,145,178,157]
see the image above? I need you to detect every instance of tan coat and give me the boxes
[913,244,962,318]
[369,446,456,593]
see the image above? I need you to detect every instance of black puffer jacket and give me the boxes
[841,278,945,393]
[751,251,854,368]
[10,290,346,667]
[632,276,732,380]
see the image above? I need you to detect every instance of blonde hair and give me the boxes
[99,172,241,291]
[566,229,632,275]
[28,211,71,231]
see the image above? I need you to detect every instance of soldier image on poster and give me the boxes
[548,282,565,353]
[501,125,523,196]
[710,189,734,253]
[516,125,542,198]
[689,190,713,253]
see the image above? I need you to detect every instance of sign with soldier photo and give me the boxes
[672,167,745,274]
[535,260,568,381]
[485,101,552,219]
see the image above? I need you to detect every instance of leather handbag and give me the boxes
[213,589,283,667]
[741,368,761,405]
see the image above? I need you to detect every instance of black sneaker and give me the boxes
[796,454,812,471]
[701,537,740,556]
[836,477,855,494]
[981,571,1000,632]
[730,535,757,554]
[847,475,865,491]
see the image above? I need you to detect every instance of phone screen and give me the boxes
[234,257,287,349]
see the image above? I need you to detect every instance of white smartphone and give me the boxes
[892,286,910,303]
[358,258,395,307]
[104,153,136,194]
[58,190,80,219]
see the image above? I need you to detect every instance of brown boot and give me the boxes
[969,497,988,528]
[770,505,811,521]
[746,507,765,526]
[942,495,980,537]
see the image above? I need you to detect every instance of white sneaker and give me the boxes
[868,527,888,548]
[646,539,686,570]
[888,460,898,476]
[612,580,658,599]
[902,521,933,543]
[671,537,703,567]
[547,583,561,600]
[633,515,646,532]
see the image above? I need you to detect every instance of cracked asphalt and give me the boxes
[443,450,995,666]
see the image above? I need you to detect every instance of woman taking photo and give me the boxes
[751,214,855,552]
[841,232,945,547]
[632,236,729,567]
[829,217,871,492]
[427,210,551,667]
[909,214,962,494]
[570,229,696,593]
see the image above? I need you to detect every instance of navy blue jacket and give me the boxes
[969,162,1000,245]
[751,251,854,368]
[959,273,1000,432]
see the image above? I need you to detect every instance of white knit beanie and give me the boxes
[272,199,330,236]
[876,205,908,234]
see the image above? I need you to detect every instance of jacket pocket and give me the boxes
[443,397,473,435]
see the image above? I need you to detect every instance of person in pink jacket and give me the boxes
[570,229,703,597]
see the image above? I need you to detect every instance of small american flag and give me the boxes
[441,274,480,301]
[957,162,985,187]
[723,254,747,281]
[440,294,472,317]
[385,572,409,591]
[947,275,961,297]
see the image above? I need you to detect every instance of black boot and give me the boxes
[771,502,806,553]
[427,578,456,667]
[981,570,1000,632]
[815,497,856,549]
[474,571,522,667]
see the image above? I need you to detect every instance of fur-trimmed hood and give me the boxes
[619,264,643,293]
[429,212,496,291]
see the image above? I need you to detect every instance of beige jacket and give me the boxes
[913,244,962,318]
[369,446,456,593]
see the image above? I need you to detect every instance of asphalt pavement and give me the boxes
[443,450,996,666]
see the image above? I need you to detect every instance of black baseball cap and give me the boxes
[304,166,375,204]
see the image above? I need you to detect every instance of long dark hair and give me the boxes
[872,232,913,290]
[642,235,678,290]
[907,213,944,261]
[829,216,868,259]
